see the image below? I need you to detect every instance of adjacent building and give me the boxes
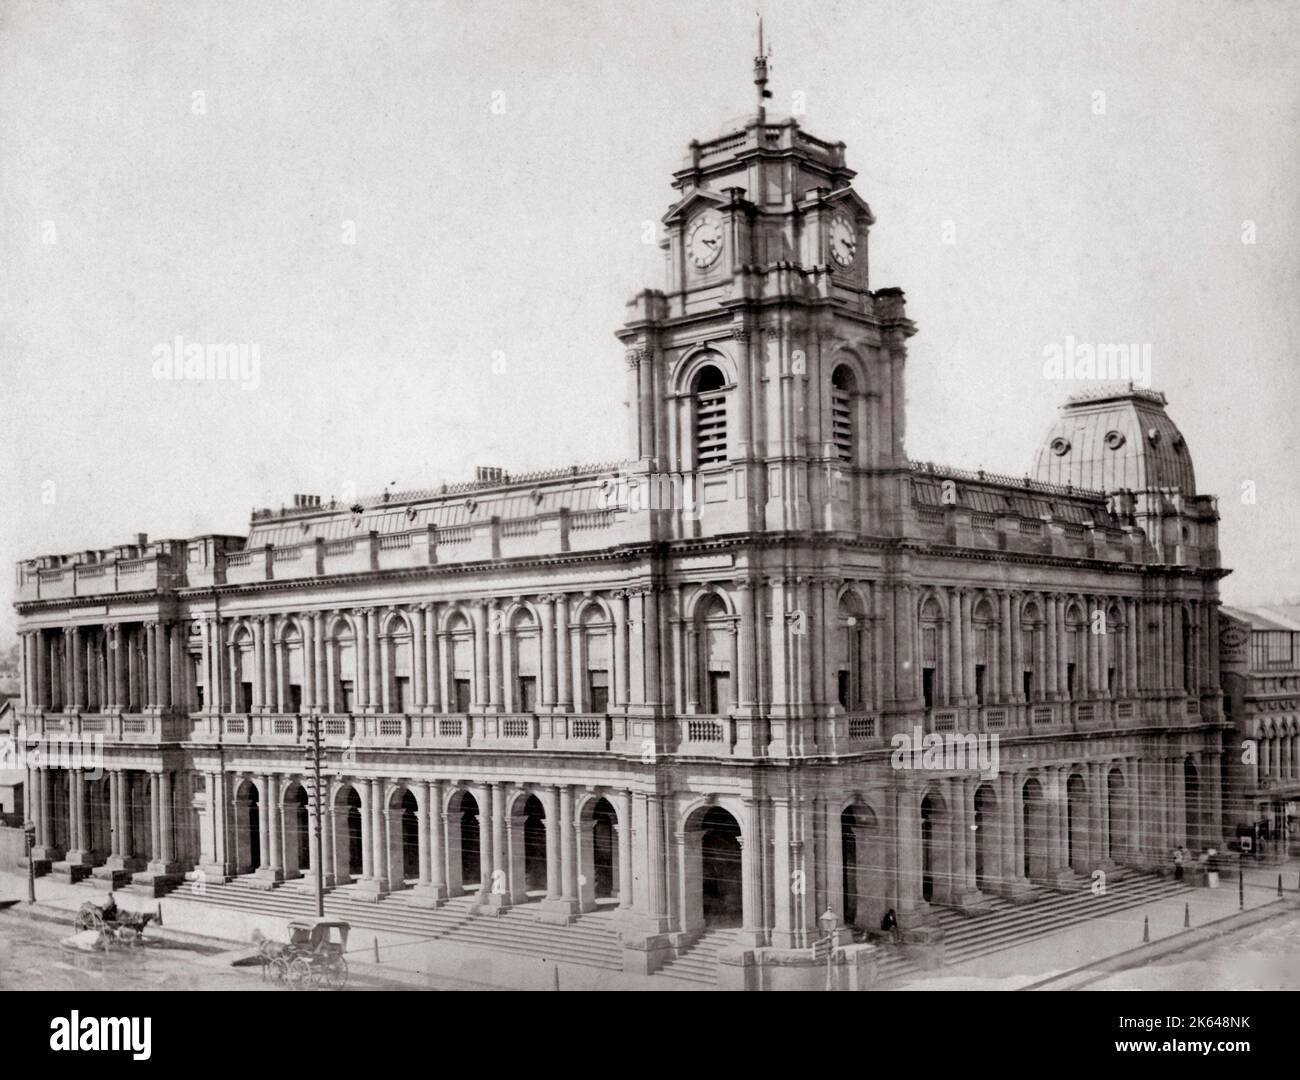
[1220,606,1300,860]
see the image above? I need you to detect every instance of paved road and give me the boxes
[0,910,407,991]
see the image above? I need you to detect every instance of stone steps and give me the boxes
[874,870,1195,984]
[161,878,625,972]
[653,928,739,986]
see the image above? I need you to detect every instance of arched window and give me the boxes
[325,617,357,713]
[1020,600,1044,702]
[693,365,728,466]
[695,593,733,714]
[831,365,856,463]
[383,613,412,713]
[444,611,474,712]
[510,607,540,712]
[579,604,611,713]
[971,596,996,706]
[835,590,868,709]
[280,619,305,713]
[919,596,944,710]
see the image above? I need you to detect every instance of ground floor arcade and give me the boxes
[24,739,1225,954]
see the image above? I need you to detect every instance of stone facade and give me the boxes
[1219,606,1300,859]
[12,92,1230,983]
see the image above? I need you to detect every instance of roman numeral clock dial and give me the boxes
[687,212,724,269]
[830,211,857,267]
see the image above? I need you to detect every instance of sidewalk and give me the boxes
[0,871,698,992]
[886,857,1300,990]
[6,860,1296,992]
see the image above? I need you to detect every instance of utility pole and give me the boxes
[23,820,36,903]
[304,715,326,918]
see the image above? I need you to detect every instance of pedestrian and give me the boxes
[880,907,899,943]
[1173,847,1184,881]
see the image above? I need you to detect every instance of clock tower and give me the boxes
[616,38,917,541]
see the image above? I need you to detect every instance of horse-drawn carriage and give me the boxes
[257,919,350,990]
[72,897,154,949]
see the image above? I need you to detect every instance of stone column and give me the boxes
[491,782,508,907]
[948,776,967,898]
[255,775,271,871]
[108,769,123,859]
[943,593,956,705]
[614,790,633,910]
[475,783,493,901]
[472,604,489,709]
[642,792,667,930]
[412,606,427,709]
[559,785,576,901]
[416,783,431,887]
[366,609,381,710]
[553,595,571,709]
[380,621,392,713]
[429,779,446,899]
[959,590,974,705]
[370,778,386,884]
[738,798,762,944]
[160,770,175,865]
[266,774,281,872]
[644,585,662,707]
[894,784,920,918]
[149,772,163,862]
[543,786,561,901]
[736,580,756,711]
[266,617,280,712]
[310,613,325,713]
[538,597,557,708]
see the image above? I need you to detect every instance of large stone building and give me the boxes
[13,56,1230,987]
[1219,606,1300,860]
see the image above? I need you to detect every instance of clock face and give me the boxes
[687,212,724,269]
[829,211,857,267]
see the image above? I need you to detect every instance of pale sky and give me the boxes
[1,0,1297,647]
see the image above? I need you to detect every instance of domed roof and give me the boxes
[1032,384,1196,495]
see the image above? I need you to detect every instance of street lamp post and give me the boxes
[304,716,326,918]
[23,820,36,903]
[818,908,839,991]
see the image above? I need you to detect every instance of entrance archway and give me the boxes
[522,795,547,892]
[1068,773,1089,873]
[841,802,887,929]
[396,788,420,885]
[974,783,1000,891]
[700,806,742,927]
[1022,777,1049,882]
[1107,767,1129,861]
[679,803,744,933]
[590,798,616,900]
[444,790,481,894]
[234,779,260,874]
[920,790,949,904]
[1184,759,1201,852]
[331,785,363,882]
[281,781,309,877]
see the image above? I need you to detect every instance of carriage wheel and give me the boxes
[323,957,348,990]
[270,957,291,984]
[288,957,312,990]
[74,907,103,933]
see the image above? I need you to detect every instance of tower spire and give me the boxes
[753,16,772,122]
